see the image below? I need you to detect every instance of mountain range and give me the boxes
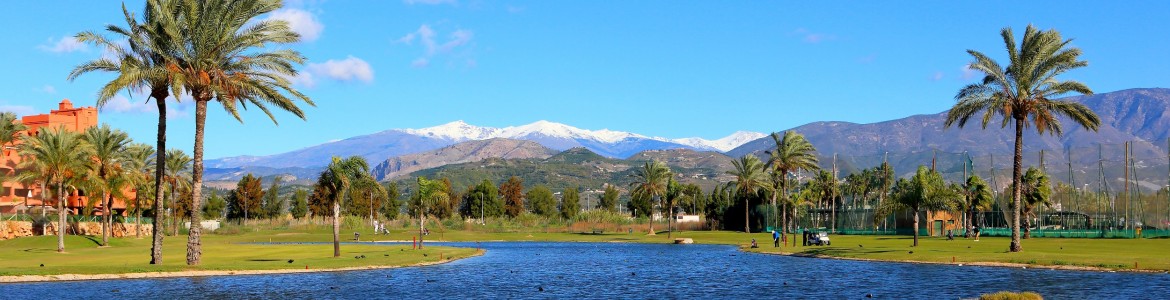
[206,88,1170,190]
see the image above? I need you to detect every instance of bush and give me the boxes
[979,291,1043,300]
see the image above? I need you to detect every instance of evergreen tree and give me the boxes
[561,187,580,219]
[598,184,620,212]
[262,177,284,218]
[380,182,400,219]
[203,190,226,220]
[527,186,557,217]
[291,189,309,219]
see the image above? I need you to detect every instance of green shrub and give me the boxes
[979,291,1042,300]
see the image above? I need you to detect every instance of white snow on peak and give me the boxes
[399,120,763,152]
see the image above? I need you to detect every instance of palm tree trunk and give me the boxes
[743,196,750,233]
[419,214,425,247]
[332,200,340,257]
[57,183,65,252]
[170,185,178,236]
[102,192,111,246]
[187,100,207,266]
[1010,118,1024,252]
[966,203,974,239]
[135,199,142,239]
[150,94,166,264]
[912,206,920,247]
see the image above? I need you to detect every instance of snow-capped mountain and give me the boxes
[401,120,761,152]
[206,120,762,169]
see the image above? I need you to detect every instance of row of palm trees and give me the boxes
[718,25,1100,253]
[70,0,311,265]
[6,120,195,253]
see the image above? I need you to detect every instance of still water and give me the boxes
[3,242,1168,299]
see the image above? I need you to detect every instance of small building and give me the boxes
[1,99,133,216]
[673,213,700,223]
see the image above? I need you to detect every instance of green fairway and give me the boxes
[0,231,478,277]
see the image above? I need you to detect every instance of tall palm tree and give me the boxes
[70,0,180,264]
[727,155,766,233]
[0,112,27,220]
[1016,167,1052,239]
[413,176,448,247]
[0,112,27,158]
[629,161,670,235]
[764,131,819,233]
[82,125,132,246]
[161,0,313,265]
[944,25,1099,252]
[878,166,961,247]
[809,170,839,230]
[16,127,94,252]
[962,175,993,238]
[124,143,156,239]
[164,149,192,236]
[318,156,369,257]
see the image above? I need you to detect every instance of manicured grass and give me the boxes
[0,231,477,276]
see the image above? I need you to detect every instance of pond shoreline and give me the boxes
[751,248,1167,274]
[0,249,484,283]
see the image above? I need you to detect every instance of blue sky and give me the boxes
[2,1,1169,159]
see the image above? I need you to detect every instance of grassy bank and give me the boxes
[0,231,478,278]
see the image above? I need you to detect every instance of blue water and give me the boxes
[2,242,1168,299]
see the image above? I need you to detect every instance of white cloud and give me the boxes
[41,85,57,94]
[960,64,980,80]
[310,56,375,82]
[38,36,87,53]
[792,28,835,44]
[411,58,430,68]
[403,0,456,5]
[0,105,36,116]
[293,56,375,87]
[101,95,194,119]
[931,72,944,81]
[265,9,324,42]
[397,25,475,68]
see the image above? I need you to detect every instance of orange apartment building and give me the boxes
[0,99,132,216]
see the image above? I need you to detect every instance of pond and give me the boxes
[3,242,1168,299]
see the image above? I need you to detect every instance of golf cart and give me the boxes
[809,231,830,246]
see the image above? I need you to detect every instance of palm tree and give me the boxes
[413,176,448,247]
[82,125,132,246]
[16,127,94,252]
[1016,167,1052,239]
[944,25,1099,252]
[124,143,156,238]
[70,0,180,264]
[629,161,670,235]
[764,131,819,233]
[317,156,369,257]
[878,166,961,247]
[962,175,993,238]
[0,112,27,220]
[727,155,766,233]
[809,170,839,230]
[161,0,313,265]
[164,149,192,236]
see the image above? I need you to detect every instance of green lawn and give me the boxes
[0,231,478,277]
